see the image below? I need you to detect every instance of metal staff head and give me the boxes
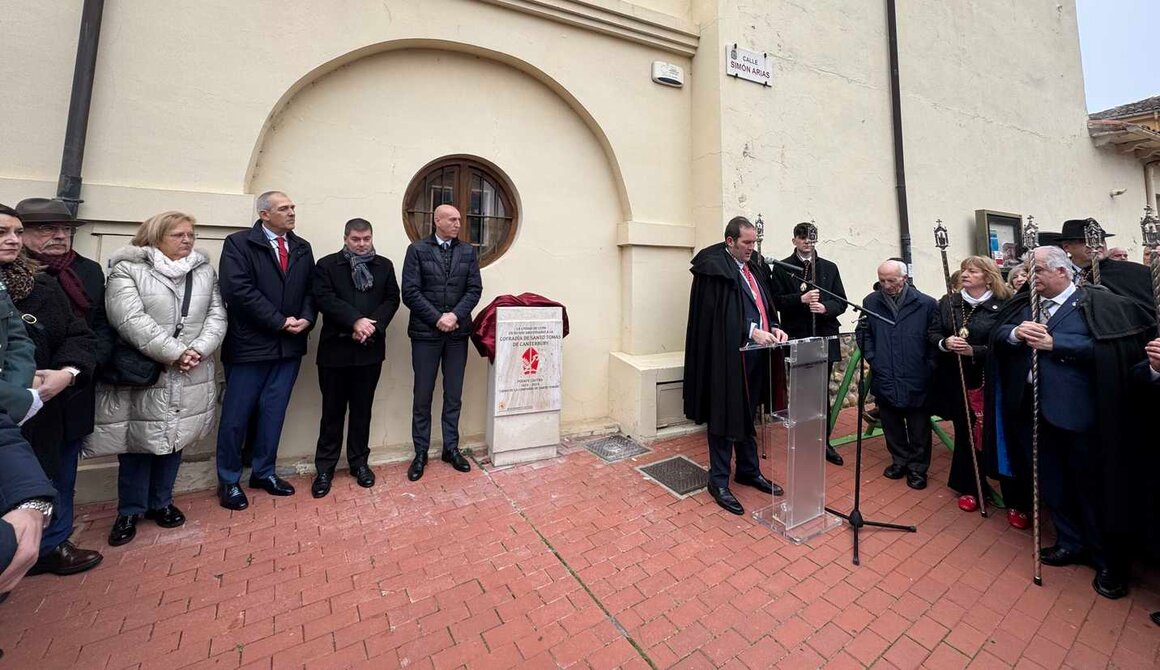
[1084,218,1106,258]
[933,219,949,251]
[1022,216,1039,263]
[1142,206,1159,253]
[806,219,818,245]
[755,212,765,256]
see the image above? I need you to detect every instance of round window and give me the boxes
[402,156,518,267]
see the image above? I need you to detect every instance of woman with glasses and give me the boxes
[87,211,227,546]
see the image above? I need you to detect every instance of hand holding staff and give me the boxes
[933,220,987,519]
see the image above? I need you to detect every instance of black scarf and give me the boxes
[341,246,375,292]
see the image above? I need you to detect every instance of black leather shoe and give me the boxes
[906,472,927,490]
[1093,569,1128,600]
[249,474,295,496]
[735,473,784,497]
[442,449,471,473]
[311,471,333,498]
[28,540,104,576]
[144,505,185,528]
[883,464,906,480]
[219,483,249,511]
[108,515,139,547]
[708,486,744,515]
[352,465,375,488]
[407,453,428,481]
[1039,545,1090,567]
[825,444,844,466]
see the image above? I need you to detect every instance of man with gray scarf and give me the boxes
[856,259,939,490]
[309,218,400,498]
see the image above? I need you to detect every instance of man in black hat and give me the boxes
[770,222,848,465]
[1054,218,1153,312]
[13,198,106,577]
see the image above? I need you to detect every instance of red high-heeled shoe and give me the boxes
[957,494,978,512]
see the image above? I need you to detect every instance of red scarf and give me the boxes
[29,249,90,317]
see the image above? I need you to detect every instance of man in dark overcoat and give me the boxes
[216,190,315,509]
[769,221,848,465]
[16,197,108,576]
[400,204,481,481]
[684,216,788,516]
[990,246,1153,600]
[857,259,938,490]
[309,218,399,498]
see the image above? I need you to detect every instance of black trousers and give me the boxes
[878,400,933,475]
[315,363,382,474]
[411,338,468,455]
[1034,418,1113,569]
[707,351,764,489]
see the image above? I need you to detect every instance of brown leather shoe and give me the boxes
[28,540,104,576]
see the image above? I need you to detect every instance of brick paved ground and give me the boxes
[3,409,1158,669]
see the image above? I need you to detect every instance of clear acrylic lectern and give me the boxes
[740,336,843,544]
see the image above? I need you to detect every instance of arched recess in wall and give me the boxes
[242,39,632,222]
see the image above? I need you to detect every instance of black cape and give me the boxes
[683,243,775,441]
[985,285,1155,535]
[1082,259,1154,314]
[769,253,847,338]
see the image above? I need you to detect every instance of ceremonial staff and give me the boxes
[933,221,987,519]
[807,220,819,337]
[755,213,765,259]
[1142,206,1160,336]
[1084,219,1105,286]
[1024,217,1044,587]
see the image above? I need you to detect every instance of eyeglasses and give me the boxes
[167,232,197,241]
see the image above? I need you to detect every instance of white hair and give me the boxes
[1034,245,1071,271]
[879,259,908,277]
[255,190,287,214]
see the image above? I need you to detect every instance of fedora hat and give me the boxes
[14,198,82,226]
[1055,218,1114,242]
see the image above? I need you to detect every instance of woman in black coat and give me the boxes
[927,255,1028,526]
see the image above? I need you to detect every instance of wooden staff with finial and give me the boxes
[933,220,987,518]
[1084,219,1105,286]
[807,220,818,337]
[1141,207,1160,336]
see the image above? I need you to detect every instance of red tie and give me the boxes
[277,236,289,272]
[741,264,769,331]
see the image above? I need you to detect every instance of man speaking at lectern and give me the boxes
[684,216,788,516]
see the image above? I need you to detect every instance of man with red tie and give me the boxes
[684,216,788,515]
[216,191,316,510]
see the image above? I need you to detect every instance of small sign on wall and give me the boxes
[726,44,771,86]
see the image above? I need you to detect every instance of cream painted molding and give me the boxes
[479,0,699,56]
[0,178,253,227]
[617,220,695,248]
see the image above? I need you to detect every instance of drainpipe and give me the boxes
[56,0,105,216]
[886,0,912,266]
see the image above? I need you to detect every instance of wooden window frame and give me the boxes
[402,155,519,267]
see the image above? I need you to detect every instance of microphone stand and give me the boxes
[764,257,916,565]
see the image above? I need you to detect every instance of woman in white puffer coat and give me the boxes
[87,211,227,547]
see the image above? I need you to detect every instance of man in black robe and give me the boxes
[769,222,848,465]
[1053,218,1154,312]
[684,217,788,515]
[989,246,1153,599]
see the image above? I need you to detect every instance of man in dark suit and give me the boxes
[993,245,1152,599]
[857,260,938,490]
[216,191,316,509]
[15,198,107,576]
[401,204,482,481]
[770,222,848,465]
[403,204,480,479]
[309,218,400,498]
[684,216,788,515]
[0,412,56,598]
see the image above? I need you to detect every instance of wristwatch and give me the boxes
[62,366,81,386]
[14,498,54,528]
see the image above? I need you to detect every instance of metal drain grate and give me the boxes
[638,456,708,498]
[583,434,651,463]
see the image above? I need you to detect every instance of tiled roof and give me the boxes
[1090,94,1160,120]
